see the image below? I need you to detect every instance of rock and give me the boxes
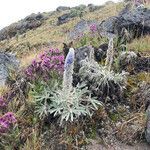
[0,52,19,86]
[134,57,150,72]
[56,6,70,12]
[75,45,94,65]
[57,5,87,25]
[63,42,108,65]
[94,43,108,62]
[98,6,150,42]
[0,13,48,41]
[88,4,103,12]
[118,51,150,73]
[57,13,72,25]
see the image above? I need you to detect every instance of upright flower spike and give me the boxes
[105,38,114,71]
[63,48,75,92]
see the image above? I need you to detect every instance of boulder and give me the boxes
[0,52,19,86]
[98,6,150,41]
[0,13,48,41]
[63,42,108,65]
[94,43,108,62]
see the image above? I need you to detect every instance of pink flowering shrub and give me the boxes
[25,48,64,82]
[0,112,17,133]
[0,96,17,133]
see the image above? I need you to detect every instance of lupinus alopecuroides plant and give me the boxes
[49,48,102,125]
[25,48,64,83]
[79,58,127,100]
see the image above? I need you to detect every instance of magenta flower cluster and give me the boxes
[0,112,17,133]
[89,24,97,33]
[25,48,64,81]
[0,97,7,108]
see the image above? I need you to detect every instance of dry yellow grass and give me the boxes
[0,85,9,96]
[127,35,150,54]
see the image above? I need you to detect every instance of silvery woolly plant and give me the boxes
[49,48,102,125]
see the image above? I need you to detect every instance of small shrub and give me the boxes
[25,48,64,83]
[0,112,17,133]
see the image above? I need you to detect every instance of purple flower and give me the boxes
[0,112,17,133]
[25,48,64,82]
[90,24,97,33]
[64,48,75,69]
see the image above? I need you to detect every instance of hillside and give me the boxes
[0,2,123,63]
[0,1,150,150]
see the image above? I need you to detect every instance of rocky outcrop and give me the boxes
[0,52,19,86]
[0,13,48,41]
[98,6,150,41]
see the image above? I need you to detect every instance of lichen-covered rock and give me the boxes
[0,52,19,86]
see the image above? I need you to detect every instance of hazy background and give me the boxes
[0,0,121,29]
